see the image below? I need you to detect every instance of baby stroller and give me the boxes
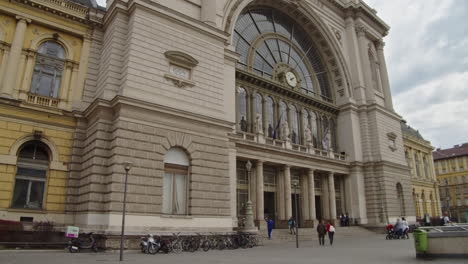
[385,224,398,240]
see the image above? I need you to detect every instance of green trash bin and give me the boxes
[413,229,428,253]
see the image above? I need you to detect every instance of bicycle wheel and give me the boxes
[182,239,191,251]
[202,240,210,252]
[172,241,182,254]
[189,240,198,252]
[217,240,226,250]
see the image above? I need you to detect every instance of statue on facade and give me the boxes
[280,120,290,141]
[326,130,333,151]
[304,125,312,144]
[240,116,247,132]
[254,113,263,134]
[268,124,274,138]
[291,130,297,144]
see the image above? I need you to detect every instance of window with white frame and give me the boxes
[162,148,189,215]
[12,141,49,209]
[30,41,65,98]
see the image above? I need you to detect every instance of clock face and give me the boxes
[285,71,297,87]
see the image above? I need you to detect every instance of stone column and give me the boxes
[328,172,337,222]
[301,172,310,223]
[376,40,394,110]
[19,50,36,95]
[73,36,91,109]
[322,174,330,219]
[284,165,292,219]
[0,16,31,98]
[356,23,374,103]
[201,0,217,26]
[0,45,10,87]
[308,169,317,223]
[228,149,237,227]
[278,169,285,220]
[256,160,264,221]
[344,13,366,103]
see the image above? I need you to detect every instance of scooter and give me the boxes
[147,235,169,254]
[140,234,154,253]
[68,232,98,253]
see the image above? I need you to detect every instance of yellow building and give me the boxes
[401,121,441,222]
[434,143,468,223]
[0,0,102,226]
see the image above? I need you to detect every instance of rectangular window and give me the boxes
[456,199,462,206]
[162,168,187,215]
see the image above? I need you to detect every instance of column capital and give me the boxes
[308,168,315,175]
[284,164,291,170]
[15,16,32,24]
[355,23,367,37]
[256,160,264,165]
[328,171,335,177]
[376,39,386,51]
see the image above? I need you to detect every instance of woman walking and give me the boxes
[326,221,336,245]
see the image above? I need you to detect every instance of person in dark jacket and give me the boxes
[316,220,326,246]
[265,217,274,240]
[288,216,296,235]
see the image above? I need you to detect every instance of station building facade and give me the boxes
[0,0,415,235]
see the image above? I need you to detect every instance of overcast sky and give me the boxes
[95,0,467,149]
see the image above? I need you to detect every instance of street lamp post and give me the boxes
[244,160,254,229]
[292,180,299,248]
[120,162,133,262]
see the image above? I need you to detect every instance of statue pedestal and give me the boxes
[256,133,265,144]
[243,201,257,232]
[285,139,292,150]
[307,143,313,154]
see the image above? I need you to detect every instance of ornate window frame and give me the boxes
[164,51,198,88]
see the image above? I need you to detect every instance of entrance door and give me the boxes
[292,193,301,227]
[315,195,322,221]
[264,192,276,228]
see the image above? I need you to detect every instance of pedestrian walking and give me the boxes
[288,216,296,235]
[265,217,274,240]
[326,221,336,245]
[316,220,326,246]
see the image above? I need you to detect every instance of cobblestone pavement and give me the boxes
[0,232,465,264]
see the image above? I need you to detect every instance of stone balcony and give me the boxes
[229,131,347,161]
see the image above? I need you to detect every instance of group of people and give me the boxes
[386,217,409,239]
[264,217,336,246]
[339,213,350,227]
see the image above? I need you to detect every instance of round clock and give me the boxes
[285,71,297,88]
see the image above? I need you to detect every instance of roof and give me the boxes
[433,143,468,160]
[400,120,426,141]
[67,0,102,9]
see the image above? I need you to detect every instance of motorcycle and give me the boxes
[68,232,98,253]
[140,234,155,253]
[148,235,169,254]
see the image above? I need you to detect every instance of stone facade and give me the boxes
[0,0,417,236]
[401,120,441,222]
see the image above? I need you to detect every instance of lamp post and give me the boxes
[244,160,254,229]
[292,179,299,248]
[120,162,133,262]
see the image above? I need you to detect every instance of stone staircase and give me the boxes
[259,226,377,244]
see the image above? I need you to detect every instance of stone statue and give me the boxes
[254,113,263,134]
[280,120,290,141]
[291,130,297,143]
[268,124,274,138]
[240,116,247,132]
[326,130,332,151]
[304,126,312,144]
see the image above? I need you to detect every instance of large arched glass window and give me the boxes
[233,9,331,101]
[12,141,49,209]
[30,41,66,98]
[310,111,319,147]
[163,148,189,215]
[290,105,299,144]
[237,87,248,132]
[266,96,274,138]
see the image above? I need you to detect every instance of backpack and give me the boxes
[329,225,335,232]
[317,224,326,234]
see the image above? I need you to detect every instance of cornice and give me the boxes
[8,0,104,26]
[340,0,389,37]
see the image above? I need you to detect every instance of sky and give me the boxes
[94,0,467,149]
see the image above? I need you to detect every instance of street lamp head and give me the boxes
[245,160,252,172]
[123,161,133,172]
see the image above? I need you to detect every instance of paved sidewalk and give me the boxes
[0,232,464,264]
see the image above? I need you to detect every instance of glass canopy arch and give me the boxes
[233,8,332,101]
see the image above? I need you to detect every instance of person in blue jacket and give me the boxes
[265,217,274,240]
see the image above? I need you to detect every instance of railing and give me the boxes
[230,131,347,161]
[32,0,89,18]
[418,224,468,233]
[27,93,60,108]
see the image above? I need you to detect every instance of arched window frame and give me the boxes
[301,109,309,145]
[11,141,50,210]
[29,40,67,98]
[163,147,190,215]
[237,87,248,132]
[310,111,319,148]
[396,183,406,216]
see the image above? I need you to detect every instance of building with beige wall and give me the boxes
[401,121,441,222]
[1,0,416,238]
[434,144,468,223]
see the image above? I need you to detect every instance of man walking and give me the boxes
[316,220,326,246]
[265,217,274,240]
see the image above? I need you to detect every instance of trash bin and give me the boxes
[413,229,428,253]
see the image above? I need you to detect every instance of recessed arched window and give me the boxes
[310,111,319,147]
[266,96,275,138]
[30,41,66,98]
[163,148,189,215]
[368,49,382,92]
[414,153,421,177]
[423,156,428,179]
[321,116,329,149]
[290,105,299,144]
[396,183,406,216]
[330,118,337,150]
[237,87,248,132]
[12,141,50,209]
